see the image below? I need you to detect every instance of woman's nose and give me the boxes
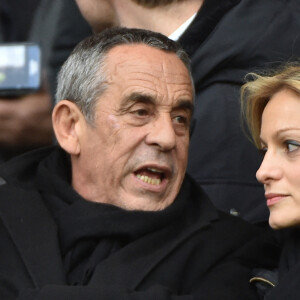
[256,149,282,184]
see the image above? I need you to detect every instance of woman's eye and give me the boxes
[286,141,300,152]
[259,146,267,156]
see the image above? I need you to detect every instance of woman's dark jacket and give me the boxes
[251,229,300,300]
[0,146,279,299]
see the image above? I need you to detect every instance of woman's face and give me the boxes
[256,88,300,229]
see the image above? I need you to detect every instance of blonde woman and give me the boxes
[241,64,300,300]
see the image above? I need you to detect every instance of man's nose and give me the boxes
[145,114,176,151]
[256,149,282,184]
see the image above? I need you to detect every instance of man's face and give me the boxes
[75,0,117,31]
[75,44,194,211]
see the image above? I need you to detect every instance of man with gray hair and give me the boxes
[0,28,277,299]
[74,0,300,224]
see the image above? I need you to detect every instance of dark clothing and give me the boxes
[0,146,279,299]
[0,0,63,84]
[47,0,92,100]
[180,0,300,223]
[0,0,40,42]
[252,229,300,300]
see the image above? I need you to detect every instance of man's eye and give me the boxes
[286,140,300,152]
[173,115,187,125]
[132,109,149,116]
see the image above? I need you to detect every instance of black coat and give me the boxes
[251,229,300,300]
[181,0,300,223]
[0,147,279,299]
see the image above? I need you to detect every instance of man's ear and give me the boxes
[52,100,85,155]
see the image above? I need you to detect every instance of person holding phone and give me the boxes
[0,0,91,162]
[0,0,56,161]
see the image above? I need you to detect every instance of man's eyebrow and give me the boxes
[174,99,194,114]
[121,92,156,107]
[120,92,194,114]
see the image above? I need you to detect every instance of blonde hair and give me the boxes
[241,64,300,148]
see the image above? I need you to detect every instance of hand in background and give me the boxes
[0,86,53,148]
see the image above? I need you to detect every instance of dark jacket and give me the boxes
[180,0,300,223]
[0,146,279,299]
[251,229,300,300]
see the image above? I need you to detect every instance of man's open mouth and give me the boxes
[134,167,167,186]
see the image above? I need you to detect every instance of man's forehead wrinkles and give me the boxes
[111,59,186,79]
[107,52,190,84]
[122,71,191,87]
[110,69,163,83]
[121,89,193,108]
[121,92,156,108]
[111,58,165,73]
[121,78,193,98]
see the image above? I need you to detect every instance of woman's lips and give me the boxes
[265,193,288,207]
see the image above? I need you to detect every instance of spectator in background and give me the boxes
[0,0,40,42]
[47,0,92,101]
[0,0,58,162]
[0,0,91,162]
[75,0,300,224]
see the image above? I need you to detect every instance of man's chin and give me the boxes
[117,191,174,211]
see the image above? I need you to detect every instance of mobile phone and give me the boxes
[0,43,41,97]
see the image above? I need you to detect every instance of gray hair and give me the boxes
[56,27,192,124]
